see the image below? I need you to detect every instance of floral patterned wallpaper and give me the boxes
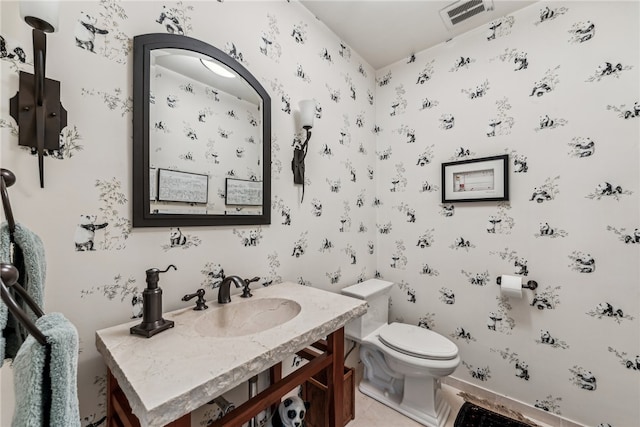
[375,2,639,426]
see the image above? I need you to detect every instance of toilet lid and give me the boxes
[379,322,458,360]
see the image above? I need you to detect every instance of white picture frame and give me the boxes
[225,178,263,206]
[149,168,157,201]
[157,169,208,204]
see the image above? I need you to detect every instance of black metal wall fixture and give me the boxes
[9,2,67,188]
[292,99,316,203]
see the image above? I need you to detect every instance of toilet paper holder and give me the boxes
[496,276,538,290]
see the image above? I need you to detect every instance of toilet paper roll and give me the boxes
[500,275,523,298]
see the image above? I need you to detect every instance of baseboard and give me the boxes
[443,376,585,427]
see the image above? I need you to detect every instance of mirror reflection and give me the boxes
[150,48,263,215]
[133,33,271,227]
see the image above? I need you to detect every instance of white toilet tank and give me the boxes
[341,279,394,342]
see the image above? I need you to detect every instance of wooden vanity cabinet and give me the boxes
[106,327,346,427]
[107,371,190,427]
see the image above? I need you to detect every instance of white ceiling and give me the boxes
[300,0,538,70]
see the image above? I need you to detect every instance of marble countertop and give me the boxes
[95,282,368,427]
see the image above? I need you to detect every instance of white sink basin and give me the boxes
[194,297,302,338]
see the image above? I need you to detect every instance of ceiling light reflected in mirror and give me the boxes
[200,58,235,78]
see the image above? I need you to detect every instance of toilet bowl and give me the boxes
[342,280,460,427]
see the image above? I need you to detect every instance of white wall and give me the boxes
[0,1,377,425]
[375,2,639,426]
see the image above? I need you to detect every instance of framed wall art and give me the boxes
[149,168,157,201]
[225,178,263,206]
[157,169,209,204]
[441,154,509,203]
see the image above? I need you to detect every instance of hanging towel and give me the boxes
[0,222,46,365]
[11,312,80,427]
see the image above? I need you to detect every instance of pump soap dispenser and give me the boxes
[130,265,177,338]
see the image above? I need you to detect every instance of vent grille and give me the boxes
[440,0,494,28]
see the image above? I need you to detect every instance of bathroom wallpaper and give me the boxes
[0,1,638,426]
[0,1,377,425]
[149,63,263,215]
[375,2,639,427]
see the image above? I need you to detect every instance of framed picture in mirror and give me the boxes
[157,169,208,204]
[225,178,262,206]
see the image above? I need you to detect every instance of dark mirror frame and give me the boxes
[132,33,271,227]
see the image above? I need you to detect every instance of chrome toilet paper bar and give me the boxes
[496,276,538,290]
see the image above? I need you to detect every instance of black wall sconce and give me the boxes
[292,99,315,202]
[9,1,67,188]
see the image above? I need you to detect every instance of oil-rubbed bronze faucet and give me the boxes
[217,276,245,304]
[217,276,261,303]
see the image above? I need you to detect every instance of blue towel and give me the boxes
[0,222,46,366]
[11,312,80,427]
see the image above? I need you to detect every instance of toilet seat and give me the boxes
[378,322,458,360]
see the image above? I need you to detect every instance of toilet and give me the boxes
[341,279,460,427]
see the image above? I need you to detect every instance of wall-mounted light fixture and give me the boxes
[9,0,67,188]
[292,99,315,202]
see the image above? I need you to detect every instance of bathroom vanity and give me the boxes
[95,282,367,427]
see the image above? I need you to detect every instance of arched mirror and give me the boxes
[133,33,271,227]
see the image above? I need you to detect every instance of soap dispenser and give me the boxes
[130,265,177,338]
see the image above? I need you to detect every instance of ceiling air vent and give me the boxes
[440,0,494,29]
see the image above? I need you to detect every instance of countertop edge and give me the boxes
[95,333,149,422]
